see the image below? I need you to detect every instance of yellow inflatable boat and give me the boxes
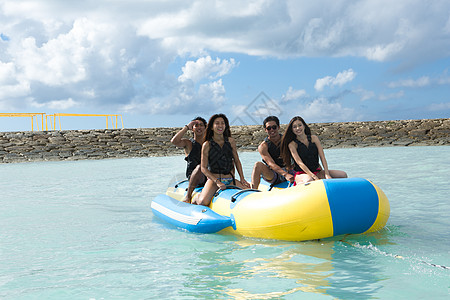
[152,178,390,242]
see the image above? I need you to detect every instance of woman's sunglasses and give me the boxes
[265,125,278,131]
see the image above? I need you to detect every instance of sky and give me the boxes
[1,0,450,132]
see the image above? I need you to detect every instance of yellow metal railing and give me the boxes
[1,112,124,131]
[0,113,46,131]
[46,113,124,130]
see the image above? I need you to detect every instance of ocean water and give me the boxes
[0,146,449,299]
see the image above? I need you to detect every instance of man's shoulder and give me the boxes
[258,139,269,154]
[259,138,269,147]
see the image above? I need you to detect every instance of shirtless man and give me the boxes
[251,116,294,189]
[170,117,207,203]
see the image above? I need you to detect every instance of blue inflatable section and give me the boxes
[324,178,379,236]
[151,194,233,233]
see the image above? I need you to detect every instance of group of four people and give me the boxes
[171,114,347,206]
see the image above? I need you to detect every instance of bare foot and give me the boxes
[183,196,192,204]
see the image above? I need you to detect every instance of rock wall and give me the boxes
[0,118,448,163]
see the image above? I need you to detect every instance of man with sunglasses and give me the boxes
[171,116,207,203]
[251,116,294,189]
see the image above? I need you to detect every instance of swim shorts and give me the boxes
[265,170,287,185]
[294,168,322,177]
[218,177,234,186]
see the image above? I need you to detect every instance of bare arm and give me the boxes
[200,141,213,181]
[312,135,331,178]
[170,121,196,155]
[258,142,293,182]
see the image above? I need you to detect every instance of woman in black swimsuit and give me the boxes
[192,114,250,206]
[280,116,347,185]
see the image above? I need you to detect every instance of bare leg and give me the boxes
[192,179,218,206]
[184,165,205,203]
[251,161,275,189]
[317,169,348,179]
[329,170,348,178]
[295,173,314,185]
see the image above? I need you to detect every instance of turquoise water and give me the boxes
[0,146,449,299]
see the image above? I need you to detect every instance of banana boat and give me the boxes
[151,177,390,242]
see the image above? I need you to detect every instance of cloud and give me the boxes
[198,79,226,105]
[365,42,405,62]
[427,102,450,111]
[437,76,450,85]
[0,61,30,107]
[178,56,237,83]
[120,78,227,115]
[3,1,449,61]
[379,90,405,101]
[387,72,450,88]
[281,86,307,103]
[231,104,248,117]
[353,88,375,101]
[1,0,450,117]
[30,98,79,110]
[388,76,431,88]
[294,97,355,123]
[314,69,356,91]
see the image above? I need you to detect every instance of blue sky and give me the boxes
[1,0,449,131]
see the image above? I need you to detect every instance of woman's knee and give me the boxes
[331,170,347,178]
[339,171,348,178]
[295,174,311,185]
[196,197,210,206]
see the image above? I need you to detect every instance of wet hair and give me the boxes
[192,116,207,127]
[205,113,231,140]
[280,116,312,170]
[263,116,280,128]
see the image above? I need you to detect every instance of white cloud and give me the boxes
[0,61,30,105]
[30,98,79,110]
[120,78,227,115]
[388,76,431,88]
[231,104,247,116]
[178,56,237,83]
[427,102,450,111]
[388,72,450,89]
[295,97,355,122]
[365,42,405,62]
[3,1,449,61]
[437,76,450,85]
[354,88,375,101]
[0,61,15,83]
[1,0,449,118]
[198,79,226,105]
[315,69,356,91]
[281,86,307,102]
[379,91,405,101]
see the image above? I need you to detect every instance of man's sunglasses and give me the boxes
[265,125,278,130]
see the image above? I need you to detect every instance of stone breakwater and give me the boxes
[0,118,448,163]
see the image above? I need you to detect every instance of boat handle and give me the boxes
[174,179,189,188]
[230,189,261,203]
[214,185,241,197]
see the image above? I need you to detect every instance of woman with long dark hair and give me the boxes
[192,113,250,206]
[280,116,347,185]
